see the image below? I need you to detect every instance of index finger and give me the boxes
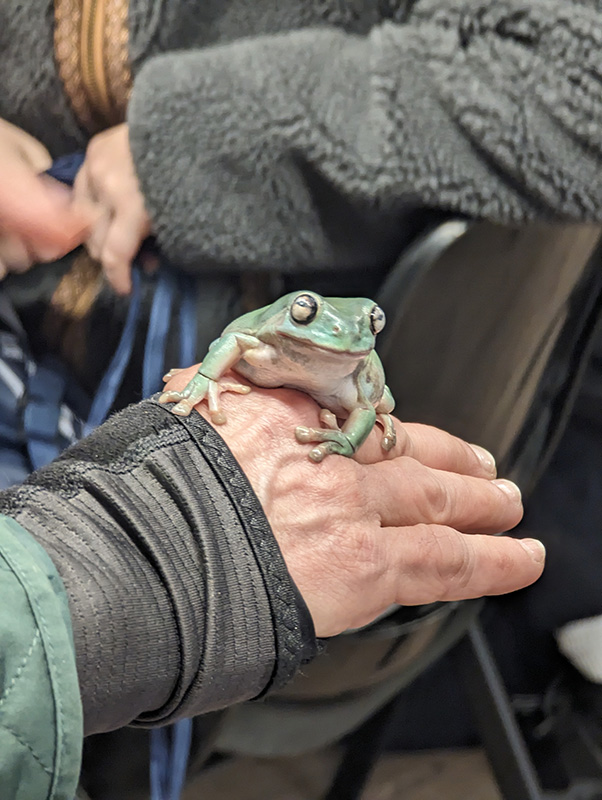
[356,417,497,479]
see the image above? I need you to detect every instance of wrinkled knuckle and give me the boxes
[433,528,474,592]
[356,471,381,525]
[423,472,452,522]
[341,526,386,583]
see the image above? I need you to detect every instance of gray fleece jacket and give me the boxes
[1,0,602,281]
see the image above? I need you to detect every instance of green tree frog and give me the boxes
[159,291,396,462]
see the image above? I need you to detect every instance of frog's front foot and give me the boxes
[159,372,250,423]
[295,425,355,462]
[159,372,211,416]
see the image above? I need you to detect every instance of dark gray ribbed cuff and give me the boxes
[150,398,319,694]
[0,399,317,734]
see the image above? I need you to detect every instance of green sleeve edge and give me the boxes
[0,515,83,799]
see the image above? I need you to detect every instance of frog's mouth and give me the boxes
[280,332,371,358]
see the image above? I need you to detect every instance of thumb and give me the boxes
[0,166,93,258]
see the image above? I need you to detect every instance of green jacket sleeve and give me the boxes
[128,0,602,274]
[0,515,82,800]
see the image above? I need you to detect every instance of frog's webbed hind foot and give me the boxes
[296,410,351,462]
[159,371,250,422]
[295,424,355,462]
[377,413,396,452]
[296,406,379,462]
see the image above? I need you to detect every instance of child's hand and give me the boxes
[0,119,93,278]
[74,123,151,295]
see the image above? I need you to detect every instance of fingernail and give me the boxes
[493,479,522,503]
[520,538,546,563]
[469,443,497,476]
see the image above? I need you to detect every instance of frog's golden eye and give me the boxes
[291,294,319,325]
[370,305,386,335]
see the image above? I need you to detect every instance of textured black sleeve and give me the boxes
[0,398,317,735]
[128,0,602,273]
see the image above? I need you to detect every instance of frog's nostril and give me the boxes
[333,325,341,334]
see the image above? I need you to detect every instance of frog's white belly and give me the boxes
[234,342,364,417]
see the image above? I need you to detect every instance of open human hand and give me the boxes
[163,365,545,638]
[0,119,93,278]
[74,123,151,295]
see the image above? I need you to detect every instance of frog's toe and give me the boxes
[378,414,397,452]
[220,382,251,395]
[319,409,340,430]
[295,426,354,459]
[309,444,328,463]
[162,368,184,383]
[158,389,184,404]
[171,399,195,416]
[295,426,344,445]
[295,426,313,444]
[381,433,396,451]
[308,440,350,462]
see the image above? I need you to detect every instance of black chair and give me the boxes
[322,219,602,799]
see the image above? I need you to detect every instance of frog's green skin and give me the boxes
[159,291,396,462]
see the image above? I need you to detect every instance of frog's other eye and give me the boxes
[291,294,319,325]
[370,305,386,335]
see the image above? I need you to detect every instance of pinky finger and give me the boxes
[388,525,546,606]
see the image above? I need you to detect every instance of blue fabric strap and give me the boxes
[84,267,142,436]
[45,153,86,185]
[178,275,198,369]
[143,270,176,396]
[150,719,193,800]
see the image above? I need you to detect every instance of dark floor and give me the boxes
[183,748,501,800]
